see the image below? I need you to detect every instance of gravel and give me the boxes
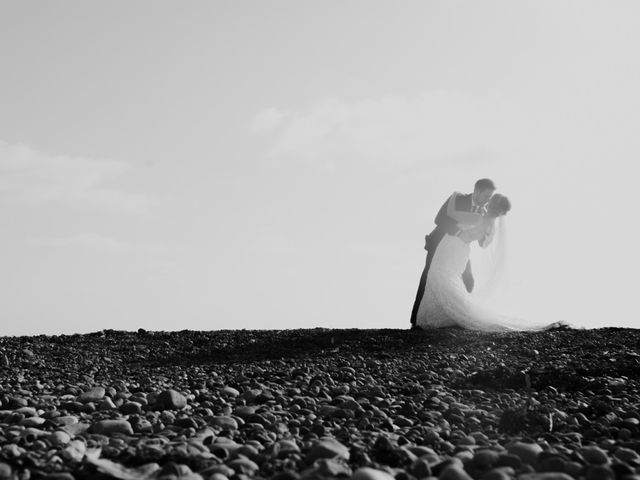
[0,326,638,480]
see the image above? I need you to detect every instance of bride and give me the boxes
[416,193,557,331]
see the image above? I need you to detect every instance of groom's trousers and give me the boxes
[410,229,474,327]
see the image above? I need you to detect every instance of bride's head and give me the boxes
[487,194,511,218]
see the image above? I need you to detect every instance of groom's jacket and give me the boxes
[435,192,473,235]
[425,193,474,251]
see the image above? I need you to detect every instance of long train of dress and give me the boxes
[416,233,554,331]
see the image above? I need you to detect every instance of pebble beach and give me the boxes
[0,327,638,480]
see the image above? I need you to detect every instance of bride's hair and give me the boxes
[486,194,511,218]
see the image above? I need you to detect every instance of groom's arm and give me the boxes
[446,193,483,226]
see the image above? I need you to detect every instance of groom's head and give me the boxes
[473,178,496,206]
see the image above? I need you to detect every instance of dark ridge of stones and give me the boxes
[0,327,638,479]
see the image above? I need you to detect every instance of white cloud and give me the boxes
[27,232,132,253]
[250,107,288,134]
[27,232,169,255]
[251,91,518,170]
[0,140,154,214]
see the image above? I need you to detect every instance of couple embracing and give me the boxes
[410,179,564,331]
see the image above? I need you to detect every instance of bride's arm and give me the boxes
[478,220,496,248]
[459,219,494,244]
[447,192,483,226]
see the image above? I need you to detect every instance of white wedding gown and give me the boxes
[416,233,552,331]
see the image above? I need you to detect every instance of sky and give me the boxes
[1,1,639,335]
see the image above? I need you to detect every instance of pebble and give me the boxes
[410,458,432,478]
[21,416,45,427]
[537,456,565,473]
[352,467,396,480]
[227,457,260,475]
[49,430,71,447]
[0,326,637,480]
[98,397,117,410]
[89,419,134,435]
[155,389,187,410]
[506,441,543,467]
[221,386,240,398]
[481,467,514,480]
[473,450,499,468]
[305,438,350,463]
[563,461,583,477]
[581,446,610,465]
[52,416,79,426]
[61,439,86,462]
[273,439,301,457]
[614,447,640,463]
[518,474,575,480]
[496,453,522,471]
[440,466,475,480]
[210,415,239,430]
[585,465,615,480]
[119,401,142,415]
[78,387,106,403]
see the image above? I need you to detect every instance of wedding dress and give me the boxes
[415,232,551,331]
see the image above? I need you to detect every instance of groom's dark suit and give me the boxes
[410,193,477,327]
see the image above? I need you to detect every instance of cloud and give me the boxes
[27,232,169,255]
[250,107,288,134]
[0,140,154,214]
[251,91,518,170]
[27,232,132,253]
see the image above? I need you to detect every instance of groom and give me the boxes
[410,178,496,328]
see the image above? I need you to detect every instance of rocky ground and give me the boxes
[0,327,639,480]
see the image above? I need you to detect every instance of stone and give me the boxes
[208,475,230,480]
[496,453,522,470]
[580,447,609,465]
[440,466,474,480]
[0,463,11,478]
[310,458,352,477]
[433,458,465,477]
[78,387,106,403]
[234,406,256,418]
[585,466,614,480]
[563,461,583,478]
[61,439,86,462]
[506,441,543,467]
[481,467,515,480]
[227,456,260,475]
[15,406,37,417]
[518,474,575,480]
[21,416,45,427]
[119,401,143,415]
[537,456,566,473]
[352,467,396,480]
[473,449,500,468]
[98,397,117,410]
[614,447,640,463]
[210,415,239,430]
[201,464,236,478]
[156,389,187,410]
[90,419,134,436]
[52,416,79,426]
[273,439,301,458]
[306,438,350,464]
[49,430,71,447]
[410,458,432,478]
[221,386,240,397]
[394,416,414,427]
